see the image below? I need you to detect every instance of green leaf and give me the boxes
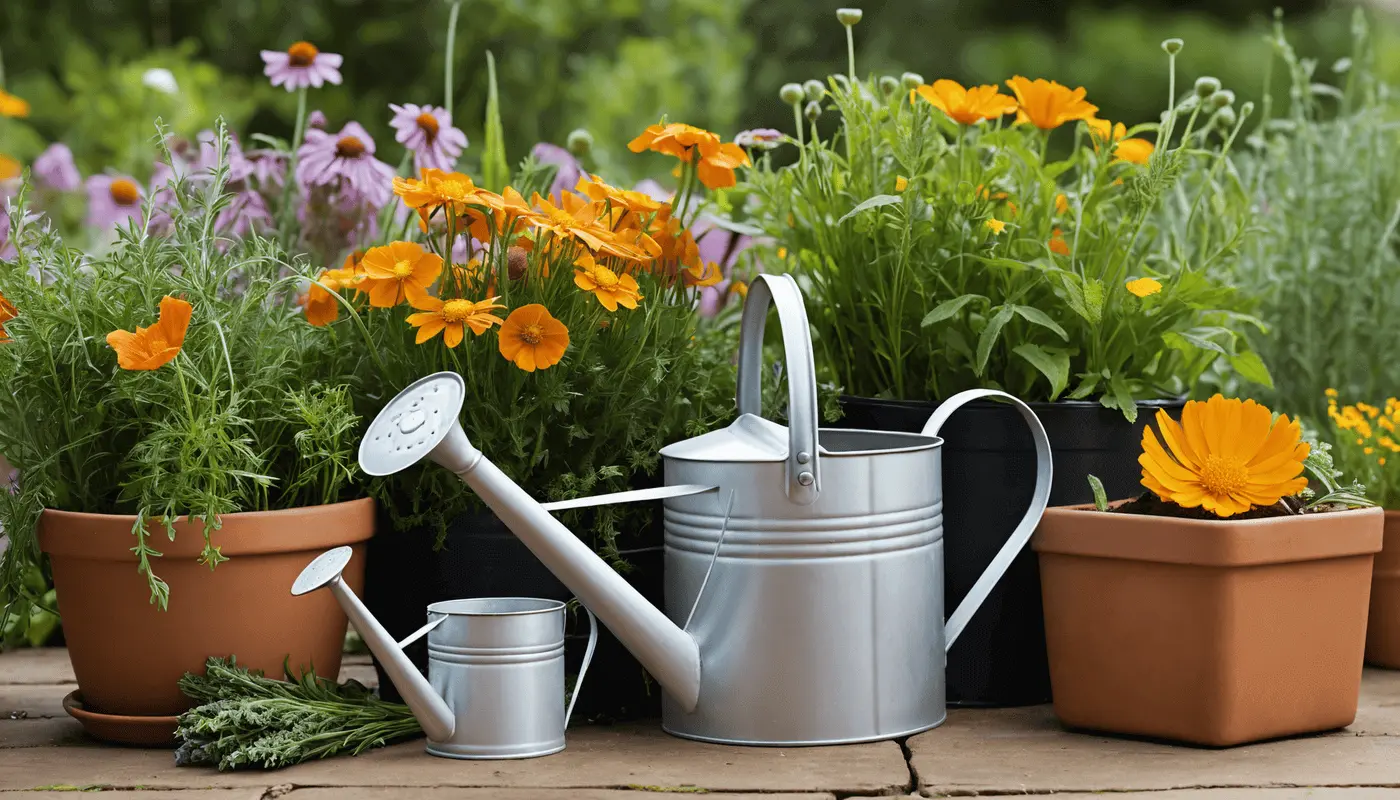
[1163,330,1229,356]
[1105,372,1139,423]
[1013,344,1071,399]
[836,194,902,225]
[1081,279,1106,325]
[1087,474,1109,512]
[1228,350,1274,388]
[481,51,509,192]
[921,294,986,328]
[1067,373,1100,400]
[975,306,1016,377]
[1011,305,1069,340]
[706,217,767,237]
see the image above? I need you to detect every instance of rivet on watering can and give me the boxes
[797,451,811,464]
[797,471,814,486]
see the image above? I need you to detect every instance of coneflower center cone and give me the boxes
[336,136,366,159]
[109,179,140,206]
[287,41,319,67]
[415,113,440,141]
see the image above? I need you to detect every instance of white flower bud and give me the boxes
[1161,38,1184,55]
[1194,76,1221,98]
[837,8,863,26]
[780,83,805,105]
[566,128,593,156]
[901,72,925,91]
[803,80,826,102]
[804,100,822,122]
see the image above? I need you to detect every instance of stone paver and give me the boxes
[288,791,835,799]
[4,792,263,799]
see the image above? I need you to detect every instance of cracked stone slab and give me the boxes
[0,651,376,688]
[0,684,69,719]
[1010,792,1400,799]
[4,792,265,800]
[0,723,908,794]
[287,790,835,799]
[0,717,89,748]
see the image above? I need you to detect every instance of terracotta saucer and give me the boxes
[62,691,179,747]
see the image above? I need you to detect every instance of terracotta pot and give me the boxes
[40,498,374,718]
[1035,503,1382,746]
[1366,510,1400,667]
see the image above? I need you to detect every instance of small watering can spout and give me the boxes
[358,373,704,713]
[291,547,457,743]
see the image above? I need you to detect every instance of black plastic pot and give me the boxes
[362,509,663,721]
[835,394,1183,707]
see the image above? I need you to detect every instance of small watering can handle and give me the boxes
[735,273,821,505]
[564,607,599,728]
[921,389,1053,652]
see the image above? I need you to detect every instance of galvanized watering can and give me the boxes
[291,548,597,759]
[353,273,1052,746]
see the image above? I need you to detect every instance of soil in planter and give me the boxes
[1110,492,1346,520]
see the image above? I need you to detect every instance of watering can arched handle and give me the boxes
[735,273,821,505]
[921,390,1053,652]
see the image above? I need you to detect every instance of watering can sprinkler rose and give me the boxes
[295,274,1052,749]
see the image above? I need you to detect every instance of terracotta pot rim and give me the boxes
[41,496,373,526]
[1045,501,1383,529]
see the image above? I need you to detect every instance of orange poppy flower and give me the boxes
[106,296,192,371]
[407,295,506,348]
[696,142,750,190]
[499,304,570,372]
[0,291,16,341]
[1114,137,1155,165]
[305,267,360,326]
[0,155,19,182]
[575,253,644,311]
[0,89,29,119]
[628,122,751,190]
[1055,193,1070,215]
[359,241,443,308]
[683,261,724,288]
[1049,228,1070,256]
[1005,76,1098,130]
[911,80,1017,125]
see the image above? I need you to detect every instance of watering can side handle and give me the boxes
[564,607,599,728]
[735,273,821,505]
[922,390,1053,652]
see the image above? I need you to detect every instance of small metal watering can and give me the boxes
[354,273,1051,746]
[291,548,597,759]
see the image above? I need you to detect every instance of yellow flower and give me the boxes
[499,304,570,372]
[1325,388,1339,398]
[1139,395,1311,518]
[683,260,724,288]
[627,121,751,189]
[106,296,192,371]
[575,174,665,216]
[1055,193,1069,215]
[1049,228,1070,256]
[360,241,443,308]
[1114,137,1155,165]
[0,89,29,119]
[731,280,749,299]
[1382,458,1389,466]
[305,268,360,327]
[1005,76,1098,130]
[777,247,788,259]
[0,291,16,342]
[911,80,1018,125]
[1126,277,1162,298]
[1087,119,1155,165]
[393,168,482,213]
[407,295,506,348]
[574,253,643,311]
[0,155,19,182]
[985,218,1007,235]
[895,175,909,192]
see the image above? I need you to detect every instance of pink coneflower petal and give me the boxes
[261,42,342,92]
[389,103,468,173]
[85,173,145,229]
[295,121,394,208]
[33,144,81,192]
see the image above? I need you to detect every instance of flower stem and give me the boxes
[445,0,463,117]
[846,25,856,81]
[277,88,309,245]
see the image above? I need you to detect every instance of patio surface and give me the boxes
[3,649,1400,798]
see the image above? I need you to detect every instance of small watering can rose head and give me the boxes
[1138,395,1309,518]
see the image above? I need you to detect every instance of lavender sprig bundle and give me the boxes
[174,656,421,770]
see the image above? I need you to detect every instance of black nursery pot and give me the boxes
[362,508,663,721]
[835,394,1183,707]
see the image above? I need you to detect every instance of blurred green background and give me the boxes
[1,0,1395,185]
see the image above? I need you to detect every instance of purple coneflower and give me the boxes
[245,149,287,189]
[307,110,328,130]
[390,103,468,173]
[33,144,81,192]
[196,129,254,184]
[734,128,785,150]
[260,42,343,91]
[295,122,395,209]
[530,143,584,204]
[215,191,271,238]
[86,174,145,229]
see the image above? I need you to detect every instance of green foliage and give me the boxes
[738,19,1264,421]
[175,656,421,770]
[1322,393,1400,508]
[1227,11,1400,423]
[0,128,358,616]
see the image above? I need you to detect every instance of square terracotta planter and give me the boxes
[1366,510,1400,667]
[1035,503,1383,746]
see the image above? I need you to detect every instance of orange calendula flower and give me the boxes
[574,253,644,311]
[895,176,909,192]
[683,260,724,288]
[393,168,481,212]
[305,267,360,326]
[407,294,506,348]
[696,141,751,190]
[985,218,1007,235]
[1087,118,1155,164]
[1114,137,1155,165]
[0,291,16,341]
[360,241,443,307]
[628,121,751,190]
[0,155,20,182]
[911,80,1017,125]
[1049,228,1070,256]
[1139,395,1310,518]
[1126,277,1162,298]
[1055,194,1069,215]
[1005,76,1098,130]
[0,89,29,119]
[499,304,570,372]
[106,296,192,371]
[576,174,665,216]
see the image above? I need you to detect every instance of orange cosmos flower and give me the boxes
[407,294,506,348]
[0,155,20,182]
[305,267,361,327]
[0,291,16,341]
[985,218,1007,235]
[1087,118,1155,164]
[1005,76,1098,130]
[576,174,665,216]
[499,304,570,372]
[1049,228,1070,256]
[628,122,751,190]
[696,142,750,190]
[912,80,1017,125]
[106,296,192,371]
[683,260,724,288]
[1055,193,1070,215]
[0,89,29,119]
[574,253,644,311]
[359,241,443,307]
[1114,137,1155,165]
[1126,277,1163,298]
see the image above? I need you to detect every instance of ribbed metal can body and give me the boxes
[424,597,568,759]
[662,429,946,745]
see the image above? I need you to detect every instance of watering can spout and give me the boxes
[291,548,457,743]
[358,373,704,714]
